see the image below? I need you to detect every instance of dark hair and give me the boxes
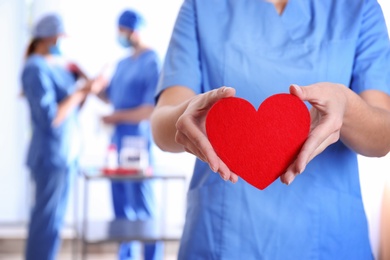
[25,38,42,58]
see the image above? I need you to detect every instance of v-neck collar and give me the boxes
[280,0,311,41]
[263,0,311,42]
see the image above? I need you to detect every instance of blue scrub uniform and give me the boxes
[158,0,390,259]
[22,55,80,260]
[106,50,163,260]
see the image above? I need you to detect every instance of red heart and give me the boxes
[206,94,310,190]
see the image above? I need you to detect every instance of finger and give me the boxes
[176,86,236,169]
[281,117,337,181]
[295,120,340,173]
[305,131,340,164]
[217,158,233,181]
[229,171,239,183]
[176,131,208,162]
[210,86,236,102]
[184,147,207,162]
[289,84,305,100]
[178,124,238,182]
[281,130,339,185]
[181,135,239,183]
[176,119,238,181]
[280,160,299,185]
[289,83,322,103]
[197,86,236,111]
[176,115,220,172]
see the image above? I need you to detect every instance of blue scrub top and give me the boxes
[22,55,80,172]
[106,50,159,151]
[157,0,390,259]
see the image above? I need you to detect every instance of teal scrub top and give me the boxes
[157,0,390,259]
[106,50,159,151]
[22,55,80,171]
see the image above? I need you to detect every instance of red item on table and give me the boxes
[102,167,153,176]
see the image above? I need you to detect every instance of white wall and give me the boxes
[0,0,29,222]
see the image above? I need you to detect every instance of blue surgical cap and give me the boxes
[118,10,143,31]
[33,13,64,38]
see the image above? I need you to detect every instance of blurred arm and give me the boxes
[102,105,155,124]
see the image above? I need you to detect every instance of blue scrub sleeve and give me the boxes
[22,65,58,129]
[351,0,390,95]
[142,55,159,105]
[156,0,201,98]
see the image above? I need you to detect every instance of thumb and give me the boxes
[196,86,236,114]
[219,86,236,98]
[289,84,305,100]
[208,86,236,103]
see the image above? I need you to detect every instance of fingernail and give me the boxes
[210,164,217,172]
[291,84,302,94]
[232,177,238,183]
[222,86,233,93]
[285,175,294,185]
[220,172,228,181]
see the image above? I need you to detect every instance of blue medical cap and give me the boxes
[118,10,143,31]
[33,13,64,38]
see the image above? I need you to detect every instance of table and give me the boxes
[75,168,187,259]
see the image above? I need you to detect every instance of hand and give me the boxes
[175,86,239,183]
[67,62,88,80]
[102,114,118,125]
[280,83,347,185]
[89,75,109,94]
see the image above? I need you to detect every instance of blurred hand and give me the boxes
[78,80,93,96]
[175,86,239,183]
[89,75,109,95]
[67,62,88,80]
[280,83,347,185]
[101,114,117,125]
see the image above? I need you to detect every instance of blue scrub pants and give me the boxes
[111,181,163,260]
[25,166,74,260]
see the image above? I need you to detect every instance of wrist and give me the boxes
[115,111,125,123]
[340,85,361,127]
[78,87,89,97]
[71,88,89,105]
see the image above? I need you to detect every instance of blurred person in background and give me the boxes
[21,13,100,260]
[94,9,163,260]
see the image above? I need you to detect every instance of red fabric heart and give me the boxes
[206,94,310,190]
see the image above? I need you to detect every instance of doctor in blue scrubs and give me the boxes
[97,10,162,260]
[21,14,95,260]
[151,0,390,259]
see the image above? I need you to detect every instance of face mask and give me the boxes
[117,34,132,48]
[49,40,62,55]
